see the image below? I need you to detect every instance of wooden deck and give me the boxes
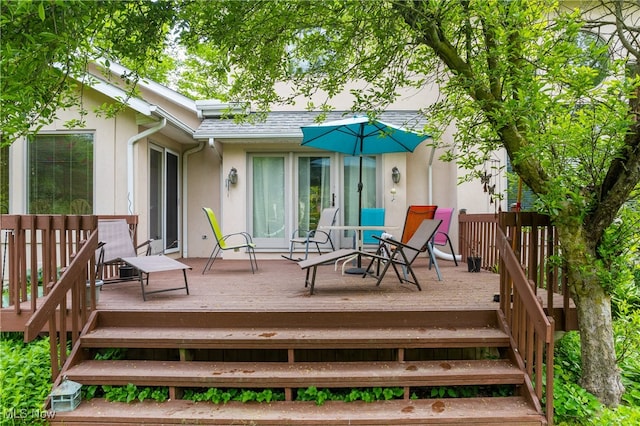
[93,256,501,312]
[8,255,563,425]
[1,254,573,332]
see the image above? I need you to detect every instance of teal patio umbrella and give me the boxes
[301,115,428,227]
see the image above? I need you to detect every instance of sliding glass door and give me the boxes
[149,144,179,254]
[250,154,334,249]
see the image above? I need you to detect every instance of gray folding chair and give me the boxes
[364,219,442,290]
[283,207,339,261]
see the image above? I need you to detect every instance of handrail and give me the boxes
[24,230,99,381]
[496,225,554,425]
[0,215,138,331]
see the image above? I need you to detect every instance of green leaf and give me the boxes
[37,2,45,21]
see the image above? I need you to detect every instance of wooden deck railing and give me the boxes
[0,215,139,314]
[0,214,138,383]
[496,225,554,425]
[460,211,561,424]
[498,212,571,330]
[24,231,99,381]
[459,212,570,326]
[458,212,500,270]
[1,215,96,313]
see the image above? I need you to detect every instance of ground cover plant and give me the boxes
[2,327,638,425]
[0,333,52,426]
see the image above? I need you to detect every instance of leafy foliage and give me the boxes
[182,387,285,404]
[0,0,177,143]
[0,334,52,425]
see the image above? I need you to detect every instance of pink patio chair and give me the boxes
[429,207,458,266]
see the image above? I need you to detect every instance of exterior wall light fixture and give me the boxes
[391,167,401,184]
[228,167,238,185]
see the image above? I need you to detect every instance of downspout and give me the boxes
[127,117,166,214]
[427,145,436,205]
[428,144,462,262]
[181,141,206,258]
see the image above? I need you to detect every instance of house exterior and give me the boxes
[2,62,507,261]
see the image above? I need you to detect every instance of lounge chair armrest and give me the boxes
[137,239,154,256]
[137,239,153,249]
[372,235,402,246]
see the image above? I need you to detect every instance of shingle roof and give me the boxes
[193,110,428,140]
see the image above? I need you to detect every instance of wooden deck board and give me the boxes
[64,359,525,388]
[96,257,501,311]
[49,397,544,425]
[81,325,509,349]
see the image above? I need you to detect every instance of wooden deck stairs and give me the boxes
[51,309,547,425]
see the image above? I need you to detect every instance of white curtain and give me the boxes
[252,156,285,238]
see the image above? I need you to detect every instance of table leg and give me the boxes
[345,229,366,274]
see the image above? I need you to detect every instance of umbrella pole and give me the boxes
[356,155,364,268]
[358,155,363,227]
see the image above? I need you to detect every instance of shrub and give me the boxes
[0,333,52,425]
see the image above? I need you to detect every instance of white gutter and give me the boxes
[427,144,462,263]
[127,117,167,214]
[208,137,222,161]
[181,141,206,257]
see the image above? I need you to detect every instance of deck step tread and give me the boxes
[65,359,525,387]
[49,397,544,425]
[81,325,509,349]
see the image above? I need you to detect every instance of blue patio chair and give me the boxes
[361,208,386,248]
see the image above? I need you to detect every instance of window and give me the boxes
[297,156,332,231]
[249,153,336,249]
[252,155,286,242]
[343,155,378,226]
[28,133,93,214]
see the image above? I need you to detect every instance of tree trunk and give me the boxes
[558,223,625,406]
[573,285,624,406]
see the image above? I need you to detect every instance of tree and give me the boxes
[0,0,177,144]
[2,0,639,407]
[175,0,639,406]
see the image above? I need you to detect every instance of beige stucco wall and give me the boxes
[8,70,507,261]
[229,81,505,257]
[10,88,134,216]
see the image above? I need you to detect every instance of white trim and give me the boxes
[79,72,154,116]
[106,62,197,112]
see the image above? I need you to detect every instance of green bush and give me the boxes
[614,307,640,406]
[590,404,640,425]
[0,333,52,425]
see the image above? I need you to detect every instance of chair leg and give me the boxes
[447,236,459,266]
[428,244,442,281]
[403,264,422,291]
[288,242,296,260]
[249,247,258,273]
[203,245,221,274]
[303,240,311,260]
